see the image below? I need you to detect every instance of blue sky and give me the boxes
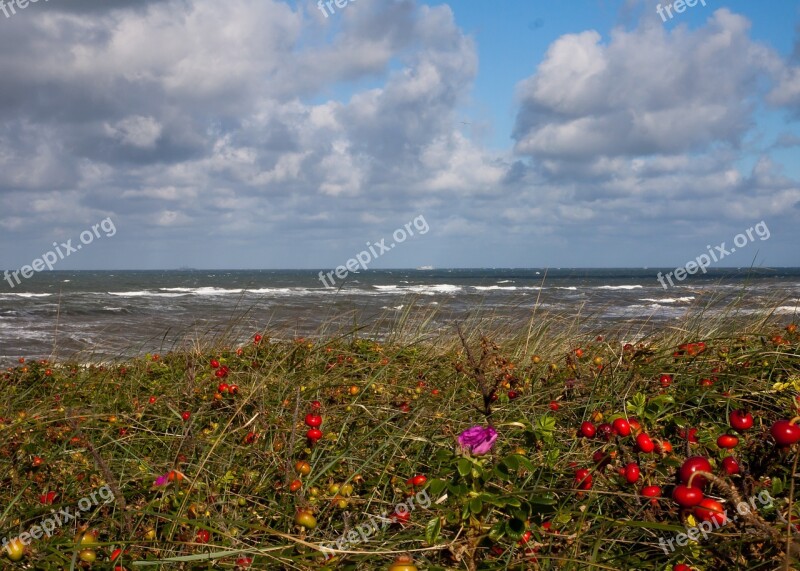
[0,0,799,271]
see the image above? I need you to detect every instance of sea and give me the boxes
[1,268,799,363]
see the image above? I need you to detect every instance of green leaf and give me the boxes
[536,414,557,434]
[528,494,556,506]
[772,476,785,496]
[494,463,512,481]
[457,458,472,477]
[429,478,448,498]
[626,392,647,418]
[503,454,520,471]
[488,521,505,542]
[434,449,452,463]
[425,516,442,545]
[447,482,468,497]
[469,497,483,515]
[517,456,536,472]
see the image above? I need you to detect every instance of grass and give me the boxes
[1,301,799,570]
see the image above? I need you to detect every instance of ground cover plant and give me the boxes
[1,306,800,570]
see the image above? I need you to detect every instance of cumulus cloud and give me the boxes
[0,1,797,269]
[513,9,779,160]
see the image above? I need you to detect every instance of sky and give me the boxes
[0,0,799,270]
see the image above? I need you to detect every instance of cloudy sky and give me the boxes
[1,0,799,270]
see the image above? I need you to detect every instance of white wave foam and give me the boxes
[639,297,695,304]
[10,293,52,298]
[159,287,243,295]
[597,285,643,290]
[109,291,187,297]
[775,306,800,315]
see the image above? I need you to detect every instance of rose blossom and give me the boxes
[458,425,497,455]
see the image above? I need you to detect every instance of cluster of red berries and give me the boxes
[305,401,323,443]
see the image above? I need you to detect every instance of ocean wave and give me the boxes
[553,286,578,290]
[639,297,695,304]
[7,293,52,298]
[775,306,800,315]
[597,285,643,290]
[371,284,461,295]
[159,287,244,295]
[109,291,188,297]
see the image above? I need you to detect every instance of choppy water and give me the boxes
[1,268,798,362]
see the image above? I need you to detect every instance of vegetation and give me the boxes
[1,306,799,570]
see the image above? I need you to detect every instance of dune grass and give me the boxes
[1,301,799,570]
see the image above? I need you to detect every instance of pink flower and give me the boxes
[153,473,169,487]
[458,425,497,455]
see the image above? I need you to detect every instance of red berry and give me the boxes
[717,434,739,449]
[694,497,727,526]
[721,456,740,475]
[612,418,631,437]
[729,409,753,431]
[210,359,220,369]
[181,411,191,421]
[597,423,613,441]
[305,414,322,428]
[217,382,229,393]
[642,485,661,498]
[579,421,596,438]
[148,396,157,404]
[574,468,593,490]
[391,509,411,524]
[679,456,712,488]
[674,565,692,571]
[411,474,427,487]
[196,529,210,543]
[659,374,673,388]
[771,420,800,447]
[549,400,560,411]
[672,485,703,507]
[306,428,323,442]
[636,433,655,453]
[623,462,640,484]
[310,400,322,410]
